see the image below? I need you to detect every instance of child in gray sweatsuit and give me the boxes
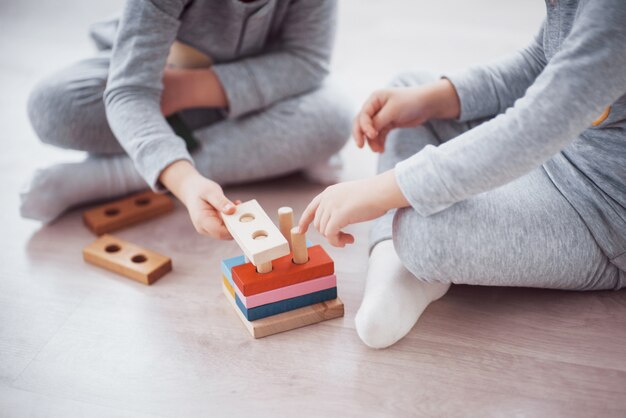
[22,0,350,237]
[299,0,626,348]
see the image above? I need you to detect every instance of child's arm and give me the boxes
[446,21,547,122]
[104,0,238,239]
[304,0,626,246]
[299,170,408,247]
[210,0,336,119]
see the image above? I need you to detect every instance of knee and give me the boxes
[388,70,437,89]
[28,74,70,146]
[303,83,353,155]
[27,70,104,149]
[392,207,450,284]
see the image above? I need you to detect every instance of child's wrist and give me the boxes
[373,170,410,211]
[429,79,461,120]
[159,160,200,204]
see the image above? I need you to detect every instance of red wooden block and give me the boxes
[232,245,334,296]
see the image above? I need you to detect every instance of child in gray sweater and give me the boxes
[22,0,350,236]
[299,0,626,348]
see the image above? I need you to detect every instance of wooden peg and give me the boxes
[290,227,308,264]
[278,207,294,250]
[256,261,272,274]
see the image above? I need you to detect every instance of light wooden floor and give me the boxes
[1,1,625,417]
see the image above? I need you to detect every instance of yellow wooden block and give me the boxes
[223,276,235,299]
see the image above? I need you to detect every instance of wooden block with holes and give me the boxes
[83,234,172,285]
[222,280,344,339]
[83,190,174,235]
[221,199,290,267]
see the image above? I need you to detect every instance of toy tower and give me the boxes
[220,200,344,338]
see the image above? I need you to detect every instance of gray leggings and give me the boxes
[371,72,624,291]
[27,51,352,185]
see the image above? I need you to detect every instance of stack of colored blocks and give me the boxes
[220,200,344,338]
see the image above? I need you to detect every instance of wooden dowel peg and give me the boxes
[257,261,273,274]
[290,227,308,264]
[278,207,294,251]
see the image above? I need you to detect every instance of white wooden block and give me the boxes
[221,199,290,266]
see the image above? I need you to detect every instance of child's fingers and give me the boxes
[298,195,321,233]
[338,232,355,246]
[352,117,365,148]
[204,189,236,214]
[200,218,232,240]
[319,209,331,238]
[371,103,395,134]
[367,134,382,153]
[313,204,324,233]
[359,107,378,140]
[326,231,355,248]
[376,126,392,153]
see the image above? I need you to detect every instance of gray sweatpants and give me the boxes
[371,72,624,291]
[27,52,352,186]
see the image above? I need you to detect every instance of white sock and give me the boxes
[302,153,343,185]
[20,156,147,223]
[355,240,450,349]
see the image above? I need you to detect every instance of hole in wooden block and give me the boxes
[131,254,147,263]
[104,207,120,217]
[239,213,255,223]
[252,230,268,240]
[134,197,151,206]
[105,244,121,253]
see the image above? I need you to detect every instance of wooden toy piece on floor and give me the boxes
[83,234,172,285]
[222,281,344,339]
[221,199,290,268]
[83,190,174,235]
[232,245,334,296]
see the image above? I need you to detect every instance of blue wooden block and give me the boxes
[235,287,337,321]
[220,240,314,289]
[221,254,246,287]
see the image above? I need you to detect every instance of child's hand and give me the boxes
[159,160,237,239]
[179,175,238,239]
[298,170,410,247]
[354,79,461,153]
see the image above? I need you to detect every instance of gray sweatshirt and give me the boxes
[103,0,336,189]
[395,0,626,272]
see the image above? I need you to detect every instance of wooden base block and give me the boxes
[83,190,174,235]
[83,234,172,285]
[222,283,344,339]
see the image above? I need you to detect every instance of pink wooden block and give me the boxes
[234,274,337,309]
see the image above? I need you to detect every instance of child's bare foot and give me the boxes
[355,239,450,348]
[20,156,146,223]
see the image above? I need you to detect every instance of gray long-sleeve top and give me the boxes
[395,0,626,272]
[103,0,336,190]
